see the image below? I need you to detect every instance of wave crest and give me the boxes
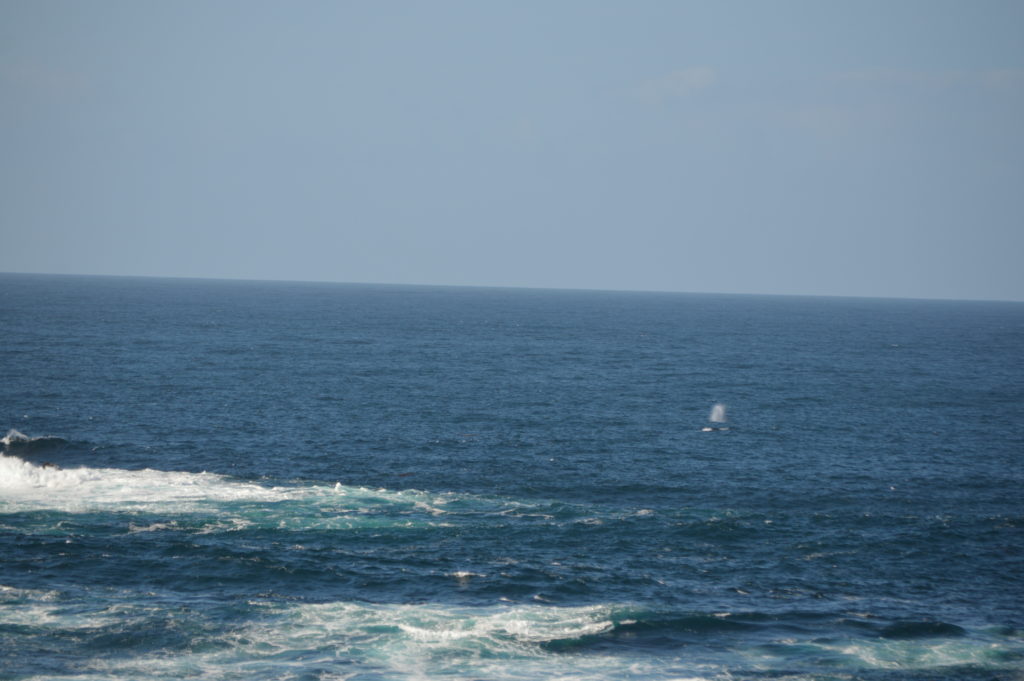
[1,429,68,455]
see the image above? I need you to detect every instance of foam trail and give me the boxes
[0,453,281,505]
[0,453,541,532]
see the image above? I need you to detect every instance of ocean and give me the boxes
[1,272,1022,680]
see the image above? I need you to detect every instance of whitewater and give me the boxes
[2,273,1022,680]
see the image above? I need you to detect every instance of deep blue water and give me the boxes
[1,272,1022,680]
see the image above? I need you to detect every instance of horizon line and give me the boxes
[1,269,1021,305]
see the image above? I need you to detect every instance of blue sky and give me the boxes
[2,1,1022,300]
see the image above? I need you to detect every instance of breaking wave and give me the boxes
[1,428,68,455]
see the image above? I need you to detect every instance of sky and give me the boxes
[1,1,1022,301]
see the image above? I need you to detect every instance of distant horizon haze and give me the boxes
[2,1,1022,302]
[2,269,1021,304]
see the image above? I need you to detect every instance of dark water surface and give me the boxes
[1,273,1022,680]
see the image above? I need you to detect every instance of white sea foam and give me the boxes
[56,601,638,681]
[248,602,1016,676]
[0,584,60,604]
[5,593,1021,681]
[448,570,486,586]
[0,453,522,533]
[0,453,282,512]
[235,601,634,679]
[127,521,179,533]
[821,638,1010,669]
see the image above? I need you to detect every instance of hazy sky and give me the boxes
[2,1,1022,300]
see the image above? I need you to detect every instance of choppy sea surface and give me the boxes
[1,273,1022,681]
